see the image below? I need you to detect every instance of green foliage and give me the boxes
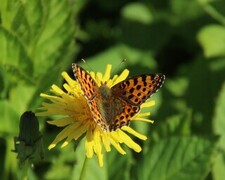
[0,0,225,179]
[0,0,76,179]
[138,136,218,180]
[212,83,225,180]
[198,25,225,57]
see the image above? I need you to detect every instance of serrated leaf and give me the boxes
[0,0,23,29]
[33,0,76,77]
[0,0,44,46]
[0,0,77,110]
[0,0,76,78]
[197,25,225,58]
[0,27,33,79]
[138,136,218,180]
[151,110,192,142]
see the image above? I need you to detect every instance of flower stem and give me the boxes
[197,0,225,25]
[79,156,89,180]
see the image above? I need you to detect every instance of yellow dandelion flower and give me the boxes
[36,64,165,167]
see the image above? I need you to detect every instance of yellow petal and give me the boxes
[117,130,142,152]
[122,126,147,140]
[111,69,129,86]
[85,128,94,158]
[102,64,112,82]
[141,100,155,108]
[47,117,74,127]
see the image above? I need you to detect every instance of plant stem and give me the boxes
[21,160,29,180]
[79,156,89,180]
[197,0,225,25]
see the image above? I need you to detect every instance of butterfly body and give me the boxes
[92,84,124,130]
[72,63,165,131]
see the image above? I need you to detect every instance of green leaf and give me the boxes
[166,77,188,97]
[27,64,62,109]
[0,0,23,29]
[138,136,218,180]
[213,82,225,150]
[85,157,107,180]
[0,0,76,78]
[0,0,77,110]
[185,58,218,133]
[107,148,132,180]
[212,82,225,180]
[121,2,153,24]
[0,85,36,134]
[45,143,79,180]
[33,0,76,77]
[170,0,203,22]
[10,84,35,113]
[212,153,225,180]
[0,27,33,79]
[0,100,19,134]
[151,110,192,142]
[0,67,6,97]
[0,0,44,46]
[197,25,225,58]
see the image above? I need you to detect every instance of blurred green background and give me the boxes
[1,0,225,179]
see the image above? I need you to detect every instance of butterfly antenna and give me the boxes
[119,59,127,67]
[81,58,94,72]
[111,59,127,75]
[81,58,102,84]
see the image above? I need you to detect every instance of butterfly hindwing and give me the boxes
[112,74,165,106]
[109,102,140,131]
[88,98,108,131]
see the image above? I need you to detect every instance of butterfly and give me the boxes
[72,63,165,132]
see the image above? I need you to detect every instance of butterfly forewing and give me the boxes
[72,63,98,100]
[72,64,108,131]
[112,74,165,106]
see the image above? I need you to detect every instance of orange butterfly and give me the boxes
[72,64,165,131]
